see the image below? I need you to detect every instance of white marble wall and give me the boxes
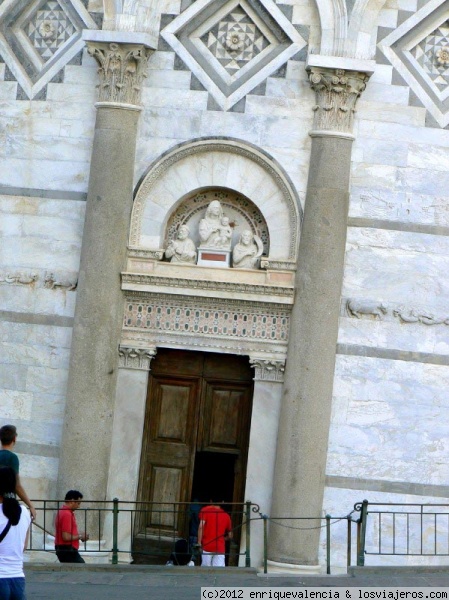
[0,0,448,571]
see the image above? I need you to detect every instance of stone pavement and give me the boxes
[25,564,449,600]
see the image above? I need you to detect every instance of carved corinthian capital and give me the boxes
[86,42,152,107]
[308,68,369,135]
[250,358,286,382]
[119,346,157,370]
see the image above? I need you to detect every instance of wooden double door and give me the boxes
[137,349,254,539]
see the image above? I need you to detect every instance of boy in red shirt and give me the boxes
[54,490,89,563]
[198,502,232,567]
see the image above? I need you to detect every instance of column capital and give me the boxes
[250,357,286,382]
[85,39,153,109]
[307,66,370,138]
[118,345,157,370]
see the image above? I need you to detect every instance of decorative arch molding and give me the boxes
[311,0,388,59]
[130,138,302,262]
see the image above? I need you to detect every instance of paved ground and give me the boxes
[25,565,449,600]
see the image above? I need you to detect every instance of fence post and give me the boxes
[325,514,331,575]
[263,515,268,574]
[357,500,368,567]
[245,502,251,567]
[347,515,352,568]
[112,498,119,565]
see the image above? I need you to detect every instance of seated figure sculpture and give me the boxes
[198,200,225,248]
[232,230,263,269]
[165,225,197,264]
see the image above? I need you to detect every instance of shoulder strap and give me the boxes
[0,520,12,543]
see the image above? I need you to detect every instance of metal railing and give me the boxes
[354,500,449,566]
[258,512,359,574]
[28,500,259,566]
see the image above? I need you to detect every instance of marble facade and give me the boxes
[0,0,448,572]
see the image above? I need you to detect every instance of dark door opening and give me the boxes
[191,451,236,504]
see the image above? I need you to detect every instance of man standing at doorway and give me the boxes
[198,501,232,567]
[54,490,89,563]
[0,424,36,521]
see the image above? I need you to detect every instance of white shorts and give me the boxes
[201,551,225,567]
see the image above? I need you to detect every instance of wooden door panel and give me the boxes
[148,465,184,529]
[153,382,191,444]
[199,381,251,453]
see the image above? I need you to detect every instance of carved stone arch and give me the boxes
[130,138,301,262]
[310,0,348,55]
[348,0,389,58]
[103,0,122,30]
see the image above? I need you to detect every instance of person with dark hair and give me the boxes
[197,500,232,567]
[0,425,36,521]
[0,466,31,600]
[54,490,89,563]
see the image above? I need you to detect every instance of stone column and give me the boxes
[102,346,156,562]
[240,358,285,567]
[57,38,153,501]
[268,67,369,570]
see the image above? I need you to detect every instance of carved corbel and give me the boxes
[86,42,152,107]
[250,357,286,382]
[118,346,157,370]
[308,67,369,135]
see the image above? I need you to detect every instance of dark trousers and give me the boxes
[55,545,85,563]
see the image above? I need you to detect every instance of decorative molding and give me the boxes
[86,41,152,106]
[123,293,291,346]
[343,298,449,326]
[118,345,157,370]
[128,247,165,260]
[250,357,285,382]
[131,139,300,262]
[121,272,294,299]
[260,259,296,271]
[307,67,369,134]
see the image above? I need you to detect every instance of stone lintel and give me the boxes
[82,29,157,50]
[306,54,376,75]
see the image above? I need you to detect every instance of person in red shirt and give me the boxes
[197,501,232,567]
[54,490,89,563]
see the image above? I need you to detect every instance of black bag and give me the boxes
[0,520,11,543]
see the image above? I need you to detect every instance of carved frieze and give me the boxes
[86,42,152,106]
[0,272,37,285]
[118,346,156,370]
[250,358,286,382]
[344,298,449,326]
[308,68,369,134]
[44,273,78,291]
[121,273,294,299]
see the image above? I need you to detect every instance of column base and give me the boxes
[262,560,322,575]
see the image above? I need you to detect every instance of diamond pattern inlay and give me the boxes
[161,0,306,110]
[201,6,270,74]
[0,0,96,99]
[27,1,77,61]
[378,0,449,128]
[410,21,449,89]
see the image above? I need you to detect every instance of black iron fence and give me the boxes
[27,499,449,571]
[355,500,449,566]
